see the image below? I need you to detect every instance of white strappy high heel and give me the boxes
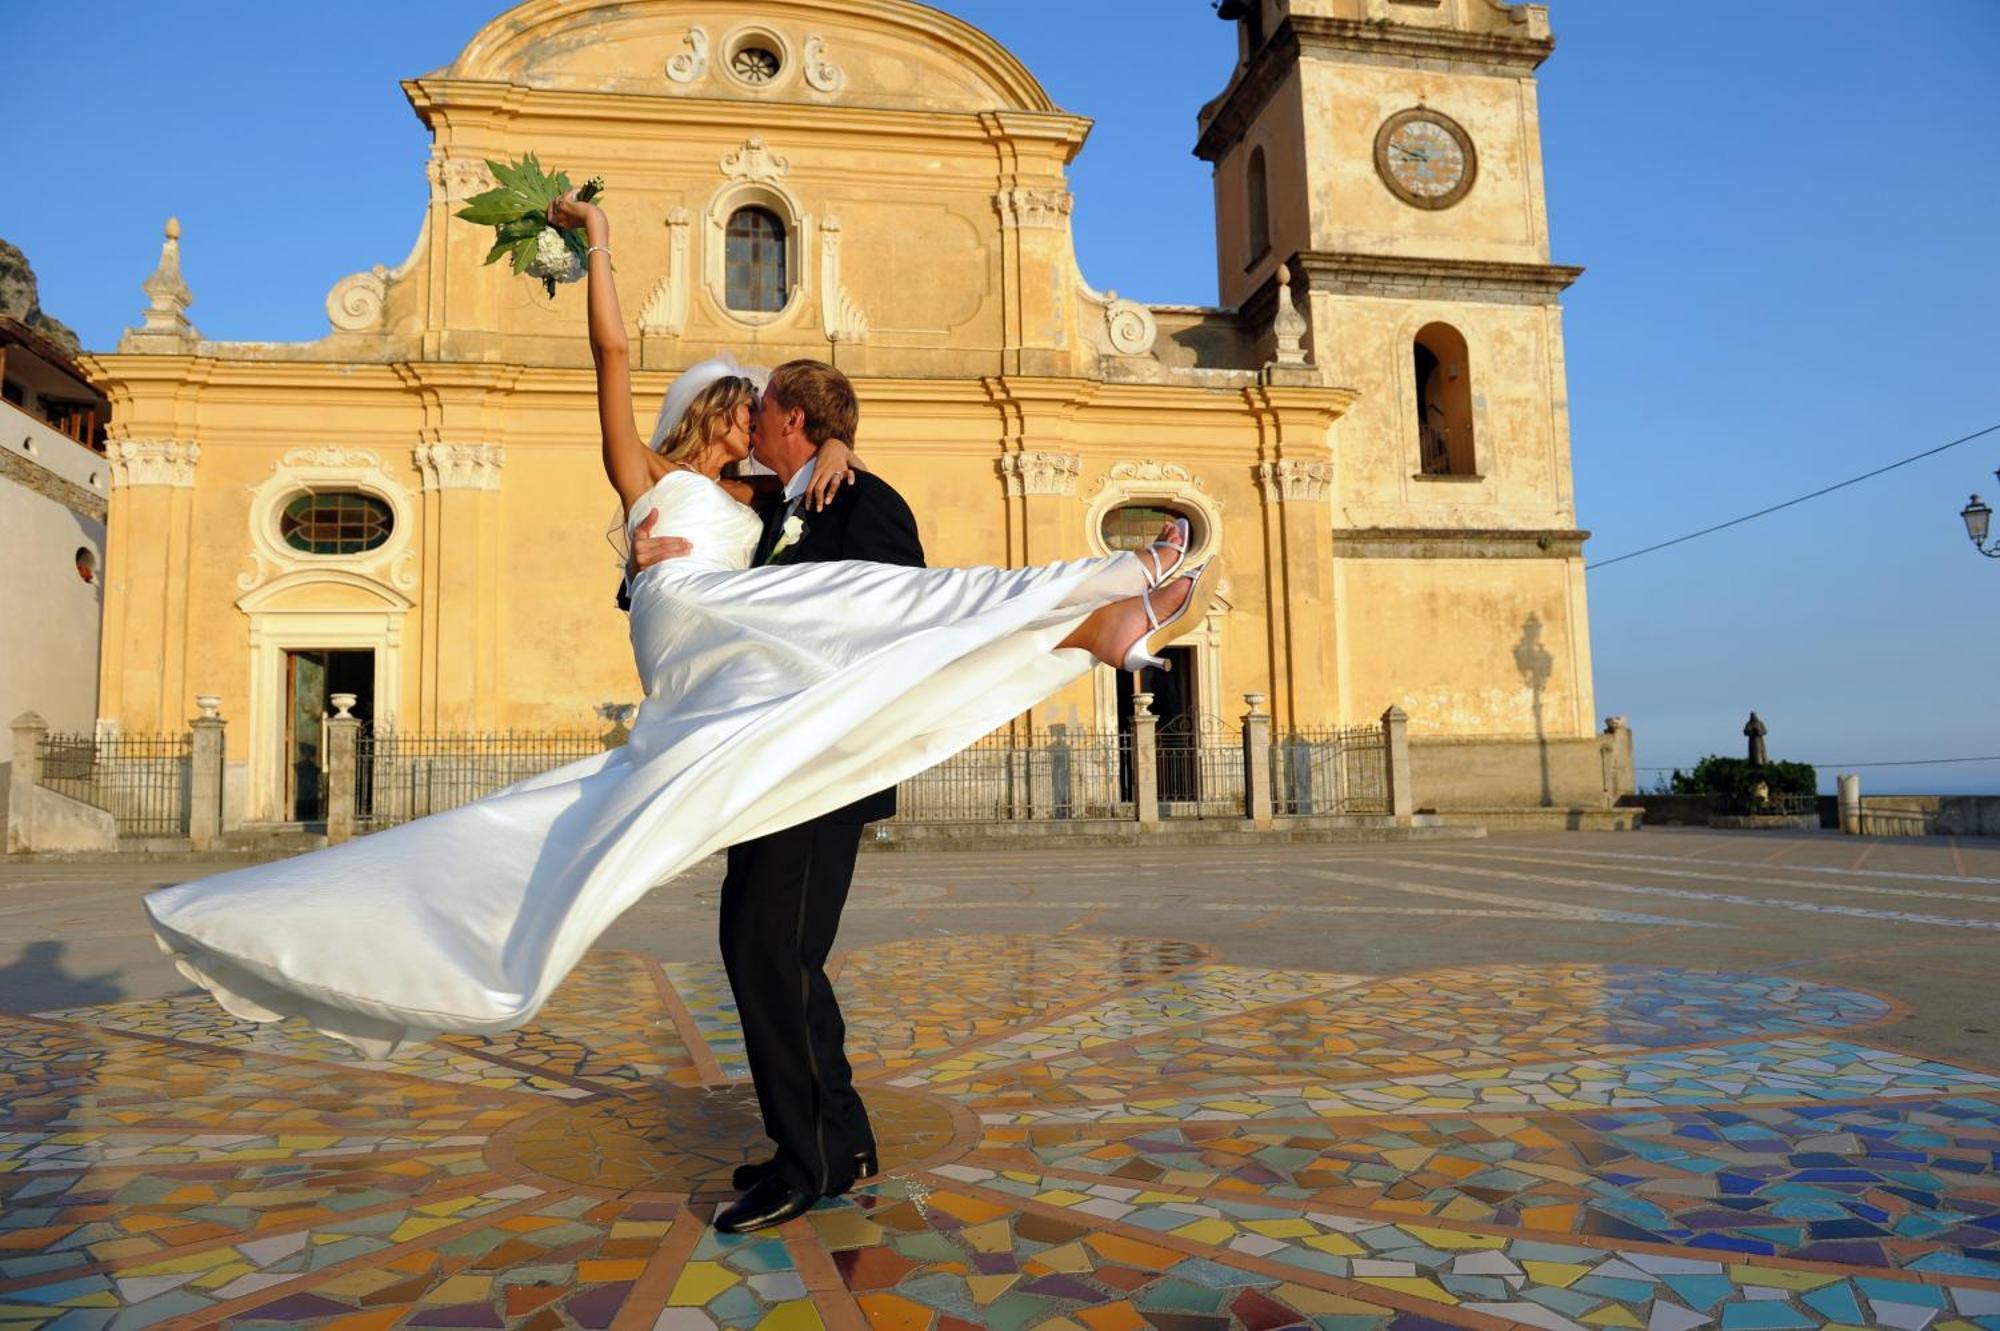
[1135,518,1192,589]
[1121,559,1223,673]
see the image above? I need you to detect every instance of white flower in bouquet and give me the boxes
[529,228,583,287]
[454,153,604,297]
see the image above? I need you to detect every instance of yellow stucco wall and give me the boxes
[80,0,1604,822]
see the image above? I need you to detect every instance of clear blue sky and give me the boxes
[9,2,1996,794]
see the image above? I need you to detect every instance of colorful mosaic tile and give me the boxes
[833,936,1208,1077]
[662,960,750,1081]
[939,1165,2000,1331]
[891,966,1367,1089]
[944,967,1896,1109]
[0,939,1996,1331]
[985,1097,2000,1275]
[965,1038,2000,1126]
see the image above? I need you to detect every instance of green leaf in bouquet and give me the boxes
[456,188,538,226]
[509,235,540,276]
[482,235,515,267]
[559,225,589,260]
[496,216,545,241]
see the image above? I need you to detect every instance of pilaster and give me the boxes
[413,442,505,731]
[103,439,200,732]
[1247,384,1343,732]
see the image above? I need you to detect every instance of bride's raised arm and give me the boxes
[548,188,655,512]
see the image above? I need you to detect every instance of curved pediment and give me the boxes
[434,0,1056,114]
[236,570,415,616]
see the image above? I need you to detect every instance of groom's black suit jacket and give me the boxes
[754,469,927,825]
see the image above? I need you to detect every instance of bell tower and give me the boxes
[1198,0,1601,744]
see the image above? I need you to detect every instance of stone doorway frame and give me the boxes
[237,572,410,824]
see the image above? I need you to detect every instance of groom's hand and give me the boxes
[631,510,693,569]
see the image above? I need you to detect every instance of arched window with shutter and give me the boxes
[724,207,787,313]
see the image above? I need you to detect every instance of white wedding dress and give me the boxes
[145,469,1148,1057]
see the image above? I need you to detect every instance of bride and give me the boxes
[143,190,1219,1063]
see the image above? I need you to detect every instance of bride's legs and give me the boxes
[1057,576,1196,667]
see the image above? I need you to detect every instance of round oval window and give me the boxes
[1101,502,1200,557]
[280,491,394,555]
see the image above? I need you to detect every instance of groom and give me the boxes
[631,359,924,1232]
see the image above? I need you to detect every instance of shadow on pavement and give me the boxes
[0,938,126,1013]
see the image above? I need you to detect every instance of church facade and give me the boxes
[80,0,1619,827]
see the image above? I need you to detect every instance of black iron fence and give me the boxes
[36,732,192,836]
[1157,718,1245,818]
[358,730,614,830]
[890,729,1134,823]
[1273,725,1389,816]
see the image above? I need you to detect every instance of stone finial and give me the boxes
[122,217,199,351]
[194,694,222,720]
[1268,263,1309,369]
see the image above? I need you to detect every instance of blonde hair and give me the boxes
[656,375,754,464]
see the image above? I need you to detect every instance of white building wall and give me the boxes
[0,410,108,783]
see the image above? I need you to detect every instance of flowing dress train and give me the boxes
[144,469,1148,1056]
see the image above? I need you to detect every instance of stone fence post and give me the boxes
[189,695,225,851]
[8,712,46,854]
[1242,694,1273,828]
[1131,692,1160,828]
[1381,705,1414,824]
[1837,773,1862,836]
[325,694,360,846]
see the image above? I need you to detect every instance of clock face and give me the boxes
[1375,109,1477,210]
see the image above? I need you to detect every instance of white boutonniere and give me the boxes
[765,514,807,565]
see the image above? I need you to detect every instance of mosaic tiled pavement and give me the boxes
[6,937,2000,1331]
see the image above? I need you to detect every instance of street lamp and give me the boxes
[1964,470,1999,558]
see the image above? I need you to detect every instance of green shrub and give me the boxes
[1667,755,1817,804]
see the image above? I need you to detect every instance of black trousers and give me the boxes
[718,819,874,1195]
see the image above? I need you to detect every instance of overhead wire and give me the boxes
[1586,421,2000,571]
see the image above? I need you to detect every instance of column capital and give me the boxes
[414,442,505,492]
[1257,459,1333,504]
[106,439,200,488]
[999,449,1082,498]
[993,186,1073,230]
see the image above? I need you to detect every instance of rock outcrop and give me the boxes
[0,238,83,356]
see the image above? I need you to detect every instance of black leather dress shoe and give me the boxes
[731,1149,878,1194]
[713,1174,818,1234]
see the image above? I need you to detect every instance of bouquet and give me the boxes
[455,154,604,297]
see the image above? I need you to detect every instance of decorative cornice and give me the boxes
[1197,15,1554,162]
[106,439,199,489]
[413,442,505,492]
[1257,459,1334,504]
[994,187,1073,230]
[1294,14,1554,71]
[1295,251,1583,306]
[1332,527,1589,560]
[999,450,1082,498]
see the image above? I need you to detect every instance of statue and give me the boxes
[1743,712,1768,769]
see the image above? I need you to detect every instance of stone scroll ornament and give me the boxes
[455,154,605,298]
